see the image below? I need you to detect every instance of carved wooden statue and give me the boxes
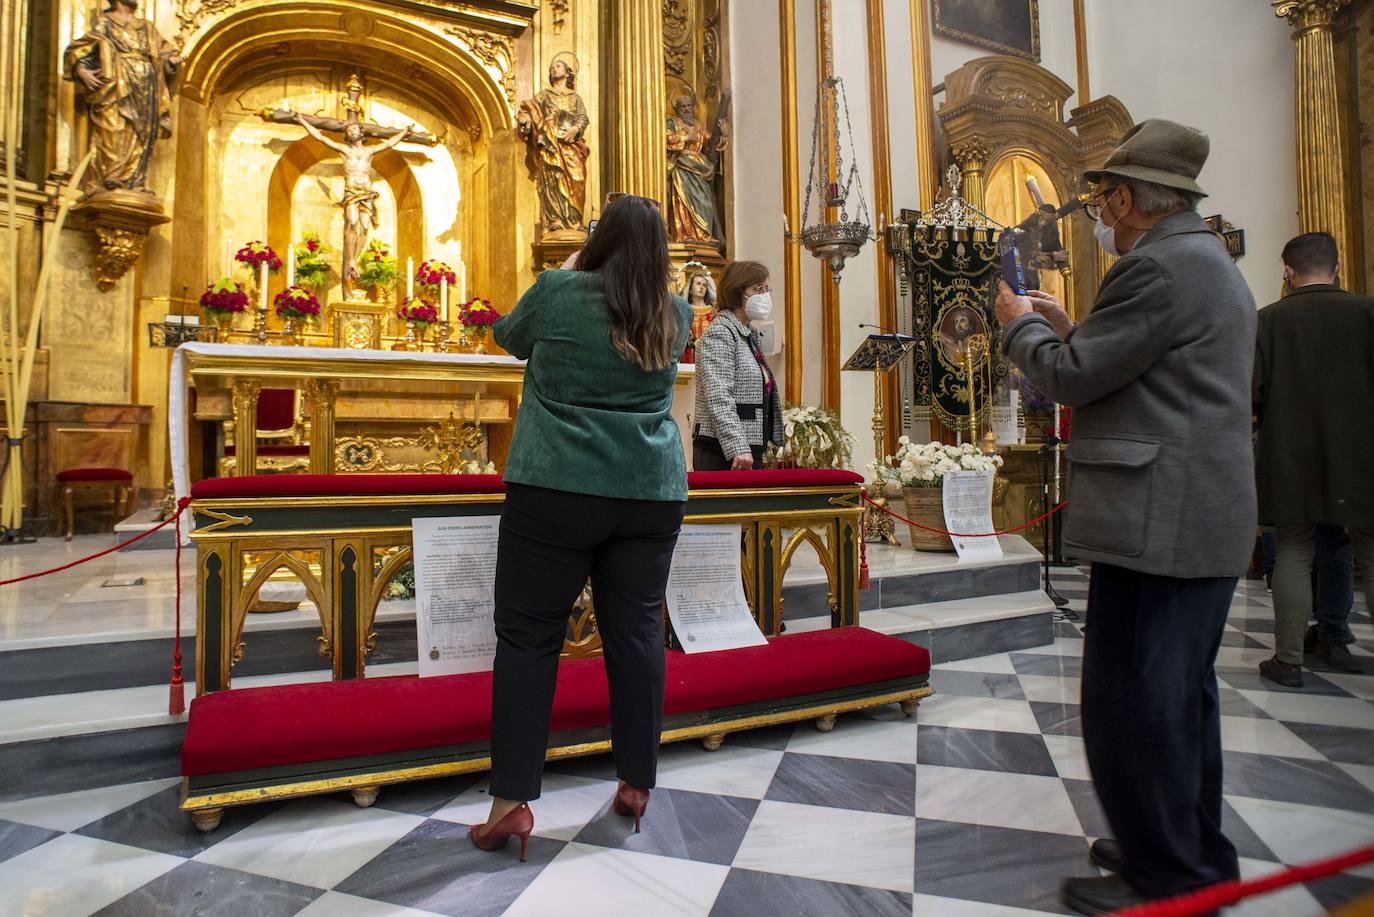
[64,0,181,199]
[666,92,729,244]
[517,54,590,238]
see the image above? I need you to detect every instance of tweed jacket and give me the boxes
[693,310,784,460]
[1254,284,1374,527]
[1002,212,1256,579]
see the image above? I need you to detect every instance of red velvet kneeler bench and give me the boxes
[190,469,867,694]
[180,626,932,831]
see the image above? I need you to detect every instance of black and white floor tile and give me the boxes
[1,568,1372,915]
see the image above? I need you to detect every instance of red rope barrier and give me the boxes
[1109,843,1374,916]
[0,498,191,586]
[862,493,1067,538]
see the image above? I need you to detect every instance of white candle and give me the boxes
[406,257,414,299]
[286,243,295,287]
[440,277,448,323]
[259,261,268,310]
[459,261,467,303]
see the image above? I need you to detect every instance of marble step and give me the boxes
[788,589,1056,665]
[781,535,1043,620]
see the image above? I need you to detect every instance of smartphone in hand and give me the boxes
[998,228,1027,296]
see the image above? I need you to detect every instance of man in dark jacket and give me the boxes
[1254,232,1374,685]
[996,119,1254,915]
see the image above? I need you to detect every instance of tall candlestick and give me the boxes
[406,257,414,299]
[440,277,448,323]
[286,243,295,287]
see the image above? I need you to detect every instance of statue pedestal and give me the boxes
[71,192,170,289]
[332,299,391,350]
[532,230,588,273]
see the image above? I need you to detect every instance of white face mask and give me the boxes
[1093,215,1119,257]
[744,292,773,322]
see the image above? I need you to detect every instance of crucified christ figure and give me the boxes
[259,74,438,299]
[293,114,407,293]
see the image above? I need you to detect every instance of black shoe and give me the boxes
[1062,875,1146,915]
[1303,624,1318,653]
[1088,838,1124,872]
[1259,655,1304,688]
[1319,639,1365,673]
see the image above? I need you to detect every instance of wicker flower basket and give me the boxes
[901,485,954,552]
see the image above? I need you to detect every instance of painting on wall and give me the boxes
[932,0,1040,62]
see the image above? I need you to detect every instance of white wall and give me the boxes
[1088,0,1297,306]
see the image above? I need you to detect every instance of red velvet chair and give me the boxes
[57,467,134,541]
[221,388,310,476]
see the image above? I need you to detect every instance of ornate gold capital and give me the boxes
[301,378,340,411]
[90,226,149,289]
[231,379,261,412]
[951,138,992,170]
[1273,0,1349,33]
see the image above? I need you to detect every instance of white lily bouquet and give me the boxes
[768,404,854,469]
[872,437,1003,488]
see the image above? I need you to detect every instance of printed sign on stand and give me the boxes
[942,469,1004,561]
[666,525,769,653]
[412,515,501,676]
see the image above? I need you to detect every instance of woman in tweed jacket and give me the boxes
[692,260,784,470]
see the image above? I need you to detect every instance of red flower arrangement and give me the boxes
[1057,406,1072,443]
[459,298,500,328]
[235,241,283,272]
[273,284,320,320]
[199,278,248,317]
[398,297,439,329]
[415,260,457,290]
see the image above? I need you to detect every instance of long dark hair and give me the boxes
[574,195,678,371]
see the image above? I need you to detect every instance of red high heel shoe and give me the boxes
[612,784,650,833]
[469,803,534,862]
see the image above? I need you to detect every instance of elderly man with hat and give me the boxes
[996,120,1255,914]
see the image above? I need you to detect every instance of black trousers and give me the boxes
[1082,562,1240,897]
[489,483,685,801]
[692,436,763,471]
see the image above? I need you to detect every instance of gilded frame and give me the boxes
[931,0,1041,63]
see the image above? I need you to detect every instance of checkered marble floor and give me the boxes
[1,570,1371,916]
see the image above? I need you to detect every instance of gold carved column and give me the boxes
[952,139,992,210]
[779,0,804,401]
[302,379,341,475]
[1274,0,1353,274]
[231,380,261,478]
[609,0,668,204]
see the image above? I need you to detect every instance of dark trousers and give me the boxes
[1261,525,1355,645]
[1082,562,1240,898]
[489,483,685,801]
[692,436,763,471]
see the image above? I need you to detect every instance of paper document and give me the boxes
[942,470,1004,561]
[666,525,768,654]
[412,515,501,676]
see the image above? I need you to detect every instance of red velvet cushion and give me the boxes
[687,469,863,489]
[192,474,508,500]
[223,444,311,457]
[256,389,297,433]
[181,627,929,777]
[57,467,133,483]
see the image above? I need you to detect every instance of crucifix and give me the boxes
[258,75,440,299]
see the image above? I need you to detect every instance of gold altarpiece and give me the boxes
[1,0,729,531]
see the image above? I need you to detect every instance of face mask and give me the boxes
[1093,215,1119,257]
[744,292,773,322]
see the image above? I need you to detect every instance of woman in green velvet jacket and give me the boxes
[469,195,692,860]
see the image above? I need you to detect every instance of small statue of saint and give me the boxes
[666,93,729,244]
[679,262,717,360]
[518,54,590,238]
[63,0,181,198]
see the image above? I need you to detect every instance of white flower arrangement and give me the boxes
[871,436,1003,488]
[768,404,854,469]
[448,459,498,475]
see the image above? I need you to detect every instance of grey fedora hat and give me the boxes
[1084,118,1210,196]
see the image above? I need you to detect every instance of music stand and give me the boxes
[844,334,917,545]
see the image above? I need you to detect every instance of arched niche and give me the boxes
[939,55,1133,319]
[168,1,524,317]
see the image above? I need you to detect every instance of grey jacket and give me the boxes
[1003,212,1256,578]
[693,310,784,459]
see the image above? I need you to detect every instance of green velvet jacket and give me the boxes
[494,269,692,502]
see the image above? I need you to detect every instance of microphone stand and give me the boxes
[1038,433,1070,611]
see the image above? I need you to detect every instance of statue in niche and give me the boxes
[666,92,730,244]
[679,261,717,348]
[64,0,181,200]
[258,75,438,299]
[517,53,590,238]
